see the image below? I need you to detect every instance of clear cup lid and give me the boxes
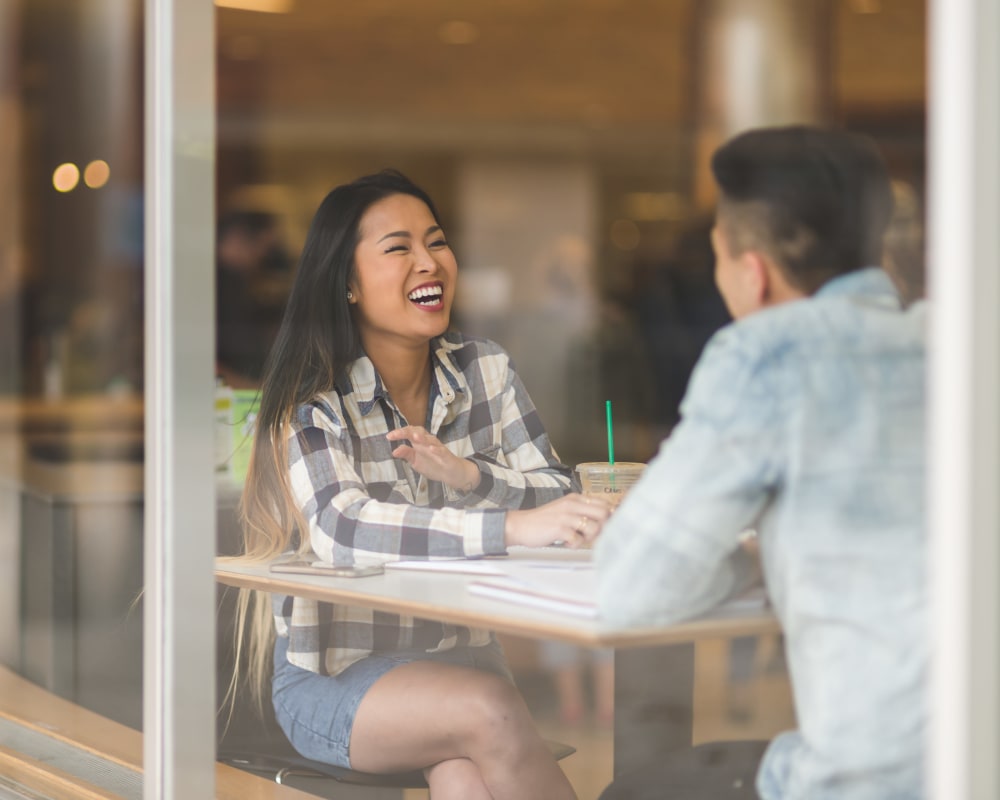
[574,461,646,474]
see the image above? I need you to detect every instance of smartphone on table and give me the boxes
[270,558,384,578]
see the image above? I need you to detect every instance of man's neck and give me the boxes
[761,259,808,309]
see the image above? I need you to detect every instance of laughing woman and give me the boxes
[235,170,608,800]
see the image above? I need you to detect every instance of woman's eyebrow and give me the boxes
[376,230,410,243]
[376,225,442,244]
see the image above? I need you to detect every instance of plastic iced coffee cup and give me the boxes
[575,462,646,510]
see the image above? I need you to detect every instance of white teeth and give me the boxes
[408,286,443,301]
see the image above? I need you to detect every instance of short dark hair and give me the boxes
[711,126,894,293]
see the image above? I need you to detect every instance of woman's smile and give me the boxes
[407,281,445,311]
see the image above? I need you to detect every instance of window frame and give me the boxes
[143,0,216,797]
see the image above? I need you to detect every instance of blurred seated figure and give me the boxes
[883,180,925,307]
[0,243,28,394]
[215,209,288,388]
[630,216,732,436]
[539,640,614,728]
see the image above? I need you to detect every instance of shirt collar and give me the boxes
[338,335,468,417]
[430,335,469,404]
[814,267,901,308]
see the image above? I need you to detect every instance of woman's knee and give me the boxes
[455,673,537,748]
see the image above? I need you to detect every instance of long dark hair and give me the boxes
[229,170,441,711]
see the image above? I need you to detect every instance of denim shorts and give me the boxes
[271,634,513,769]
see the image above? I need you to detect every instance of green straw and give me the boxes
[606,399,615,465]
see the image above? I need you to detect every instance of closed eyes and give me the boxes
[382,237,449,254]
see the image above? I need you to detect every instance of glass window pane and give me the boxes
[213,3,927,799]
[2,0,146,795]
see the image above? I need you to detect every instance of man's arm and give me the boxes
[595,327,781,626]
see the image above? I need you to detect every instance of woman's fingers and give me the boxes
[565,494,612,544]
[387,426,470,488]
[386,425,428,443]
[503,493,614,549]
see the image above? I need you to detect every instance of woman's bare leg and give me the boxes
[424,758,492,800]
[349,660,576,800]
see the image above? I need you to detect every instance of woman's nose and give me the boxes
[413,246,438,272]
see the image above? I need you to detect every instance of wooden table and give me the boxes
[216,549,780,777]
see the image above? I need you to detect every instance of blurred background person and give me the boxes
[215,208,290,388]
[883,180,925,307]
[630,215,732,435]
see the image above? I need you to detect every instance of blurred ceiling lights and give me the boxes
[52,163,80,193]
[215,0,293,13]
[84,160,111,189]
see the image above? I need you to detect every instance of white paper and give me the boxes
[468,568,769,621]
[468,576,599,618]
[383,559,509,576]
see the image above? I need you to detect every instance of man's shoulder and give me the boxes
[702,306,804,369]
[724,271,924,361]
[694,286,924,412]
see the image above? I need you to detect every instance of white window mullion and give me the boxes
[928,0,1000,797]
[143,1,216,798]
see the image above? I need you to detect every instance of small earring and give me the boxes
[346,290,354,300]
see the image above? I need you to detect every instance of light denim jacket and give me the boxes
[596,268,926,799]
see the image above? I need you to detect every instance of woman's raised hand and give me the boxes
[387,425,481,493]
[504,493,613,549]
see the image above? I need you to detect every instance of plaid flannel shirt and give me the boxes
[274,332,573,675]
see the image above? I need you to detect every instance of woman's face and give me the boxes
[348,193,458,350]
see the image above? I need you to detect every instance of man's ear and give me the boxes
[741,250,769,310]
[757,254,807,307]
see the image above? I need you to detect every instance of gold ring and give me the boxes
[577,516,588,533]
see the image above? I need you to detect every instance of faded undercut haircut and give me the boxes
[711,125,895,295]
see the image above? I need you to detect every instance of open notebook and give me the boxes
[468,566,602,617]
[468,565,768,620]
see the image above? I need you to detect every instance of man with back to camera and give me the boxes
[591,126,926,799]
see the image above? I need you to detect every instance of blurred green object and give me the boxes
[229,389,260,484]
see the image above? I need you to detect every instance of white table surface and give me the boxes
[215,548,778,648]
